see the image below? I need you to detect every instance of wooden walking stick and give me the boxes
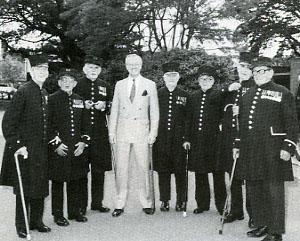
[14,153,31,240]
[219,151,238,235]
[183,148,189,218]
[105,115,117,181]
[149,145,155,211]
[219,112,239,235]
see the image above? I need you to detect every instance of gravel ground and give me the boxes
[0,110,299,241]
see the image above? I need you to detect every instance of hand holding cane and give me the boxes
[14,152,31,240]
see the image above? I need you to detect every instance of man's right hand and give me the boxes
[84,100,94,109]
[183,142,191,150]
[232,105,239,116]
[109,135,116,144]
[55,143,68,156]
[15,146,28,159]
[233,148,239,159]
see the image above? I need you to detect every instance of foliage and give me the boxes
[43,48,236,94]
[0,0,84,64]
[130,0,235,53]
[0,55,25,83]
[226,0,300,57]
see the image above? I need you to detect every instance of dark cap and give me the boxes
[197,65,216,78]
[252,56,273,69]
[28,54,48,67]
[239,52,253,64]
[57,68,78,80]
[162,62,180,74]
[84,55,103,66]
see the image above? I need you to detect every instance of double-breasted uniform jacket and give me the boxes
[48,90,90,182]
[0,80,49,198]
[235,81,299,181]
[109,76,159,144]
[218,79,255,172]
[74,76,112,172]
[187,87,228,173]
[153,86,189,173]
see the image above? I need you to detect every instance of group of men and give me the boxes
[0,51,298,241]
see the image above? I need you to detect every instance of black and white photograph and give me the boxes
[0,1,300,240]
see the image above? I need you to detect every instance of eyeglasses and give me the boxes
[253,68,270,76]
[199,77,214,82]
[59,77,75,83]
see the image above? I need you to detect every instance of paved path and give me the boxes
[0,111,299,241]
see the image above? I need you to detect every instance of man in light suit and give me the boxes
[109,54,159,217]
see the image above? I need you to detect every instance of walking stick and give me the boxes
[219,114,239,235]
[105,115,117,181]
[183,148,189,218]
[14,153,31,240]
[149,145,155,211]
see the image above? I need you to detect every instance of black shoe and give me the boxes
[247,226,268,238]
[262,234,282,241]
[54,216,70,226]
[248,218,256,229]
[143,208,155,215]
[175,202,185,212]
[16,227,27,239]
[193,207,209,214]
[30,222,51,232]
[112,209,124,217]
[68,214,88,222]
[91,205,110,213]
[223,213,244,223]
[160,201,169,211]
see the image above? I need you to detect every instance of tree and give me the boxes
[226,0,300,56]
[132,0,235,54]
[61,0,145,61]
[0,0,84,64]
[0,54,25,83]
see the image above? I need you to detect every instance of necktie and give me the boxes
[130,79,136,102]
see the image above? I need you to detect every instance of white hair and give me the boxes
[125,54,142,64]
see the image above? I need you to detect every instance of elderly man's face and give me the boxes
[126,56,142,77]
[253,66,273,86]
[58,76,77,94]
[163,72,180,90]
[237,62,252,81]
[198,74,215,92]
[30,63,49,84]
[83,63,101,81]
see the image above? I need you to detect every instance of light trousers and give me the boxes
[114,142,152,209]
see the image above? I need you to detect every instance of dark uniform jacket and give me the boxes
[0,81,49,198]
[187,87,228,173]
[74,76,112,172]
[235,81,298,181]
[153,86,189,173]
[48,90,90,182]
[218,79,255,172]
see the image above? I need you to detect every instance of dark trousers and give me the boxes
[15,195,44,229]
[80,171,105,210]
[195,172,226,213]
[158,172,186,203]
[247,180,285,234]
[90,170,105,208]
[51,178,86,217]
[229,175,252,217]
